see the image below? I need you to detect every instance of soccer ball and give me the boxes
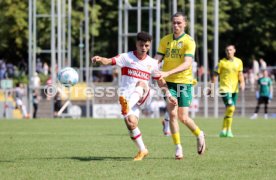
[57,67,79,87]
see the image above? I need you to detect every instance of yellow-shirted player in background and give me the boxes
[154,12,206,159]
[213,45,245,137]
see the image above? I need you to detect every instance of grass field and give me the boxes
[0,117,275,179]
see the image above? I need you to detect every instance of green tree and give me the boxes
[221,0,276,66]
[0,0,101,67]
[0,0,28,61]
[0,0,275,70]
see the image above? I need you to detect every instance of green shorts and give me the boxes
[167,82,192,107]
[220,92,238,106]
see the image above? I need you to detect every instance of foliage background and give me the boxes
[0,0,275,71]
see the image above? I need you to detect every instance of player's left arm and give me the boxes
[269,79,273,99]
[238,60,245,91]
[238,71,245,91]
[156,78,177,105]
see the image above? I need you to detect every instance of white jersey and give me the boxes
[111,51,159,94]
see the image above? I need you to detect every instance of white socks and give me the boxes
[129,127,146,151]
[164,112,170,133]
[21,105,27,117]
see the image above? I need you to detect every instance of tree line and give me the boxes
[0,0,275,71]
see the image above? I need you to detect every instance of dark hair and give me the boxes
[171,12,187,21]
[225,44,235,49]
[137,31,152,42]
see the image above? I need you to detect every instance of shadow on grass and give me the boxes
[70,156,132,161]
[7,156,172,162]
[0,160,13,163]
[70,156,172,161]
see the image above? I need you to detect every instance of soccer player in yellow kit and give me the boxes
[213,45,245,137]
[154,12,206,159]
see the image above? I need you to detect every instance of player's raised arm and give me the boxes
[91,56,112,65]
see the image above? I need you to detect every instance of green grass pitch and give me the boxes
[0,117,275,179]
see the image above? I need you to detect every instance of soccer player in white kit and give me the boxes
[91,32,177,161]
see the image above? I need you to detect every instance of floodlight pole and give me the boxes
[190,0,195,39]
[173,0,177,14]
[28,0,33,118]
[123,1,128,52]
[137,0,141,32]
[118,0,123,54]
[57,0,62,70]
[79,22,84,82]
[214,0,219,118]
[149,0,153,56]
[51,0,56,118]
[84,0,90,118]
[190,0,196,118]
[156,0,161,51]
[203,0,208,117]
[32,0,36,76]
[61,0,66,67]
[67,0,72,67]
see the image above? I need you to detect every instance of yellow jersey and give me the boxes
[215,57,243,93]
[157,33,195,84]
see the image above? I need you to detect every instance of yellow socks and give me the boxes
[172,132,181,145]
[223,106,235,131]
[192,127,201,136]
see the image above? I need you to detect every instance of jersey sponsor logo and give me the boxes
[170,48,183,58]
[177,41,183,48]
[165,48,170,58]
[147,65,152,71]
[121,67,150,80]
[260,81,268,85]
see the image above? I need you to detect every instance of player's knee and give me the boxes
[136,81,148,89]
[179,114,189,124]
[126,122,137,130]
[136,81,144,86]
[226,106,235,116]
[125,116,138,130]
[168,111,178,121]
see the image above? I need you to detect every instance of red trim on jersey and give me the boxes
[111,58,116,65]
[121,67,150,80]
[138,89,150,105]
[152,76,161,80]
[133,51,147,60]
[131,133,141,140]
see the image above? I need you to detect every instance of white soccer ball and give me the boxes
[57,67,79,87]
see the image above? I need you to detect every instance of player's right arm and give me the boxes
[207,65,219,95]
[91,56,112,65]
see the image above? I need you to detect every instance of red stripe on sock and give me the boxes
[131,133,141,140]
